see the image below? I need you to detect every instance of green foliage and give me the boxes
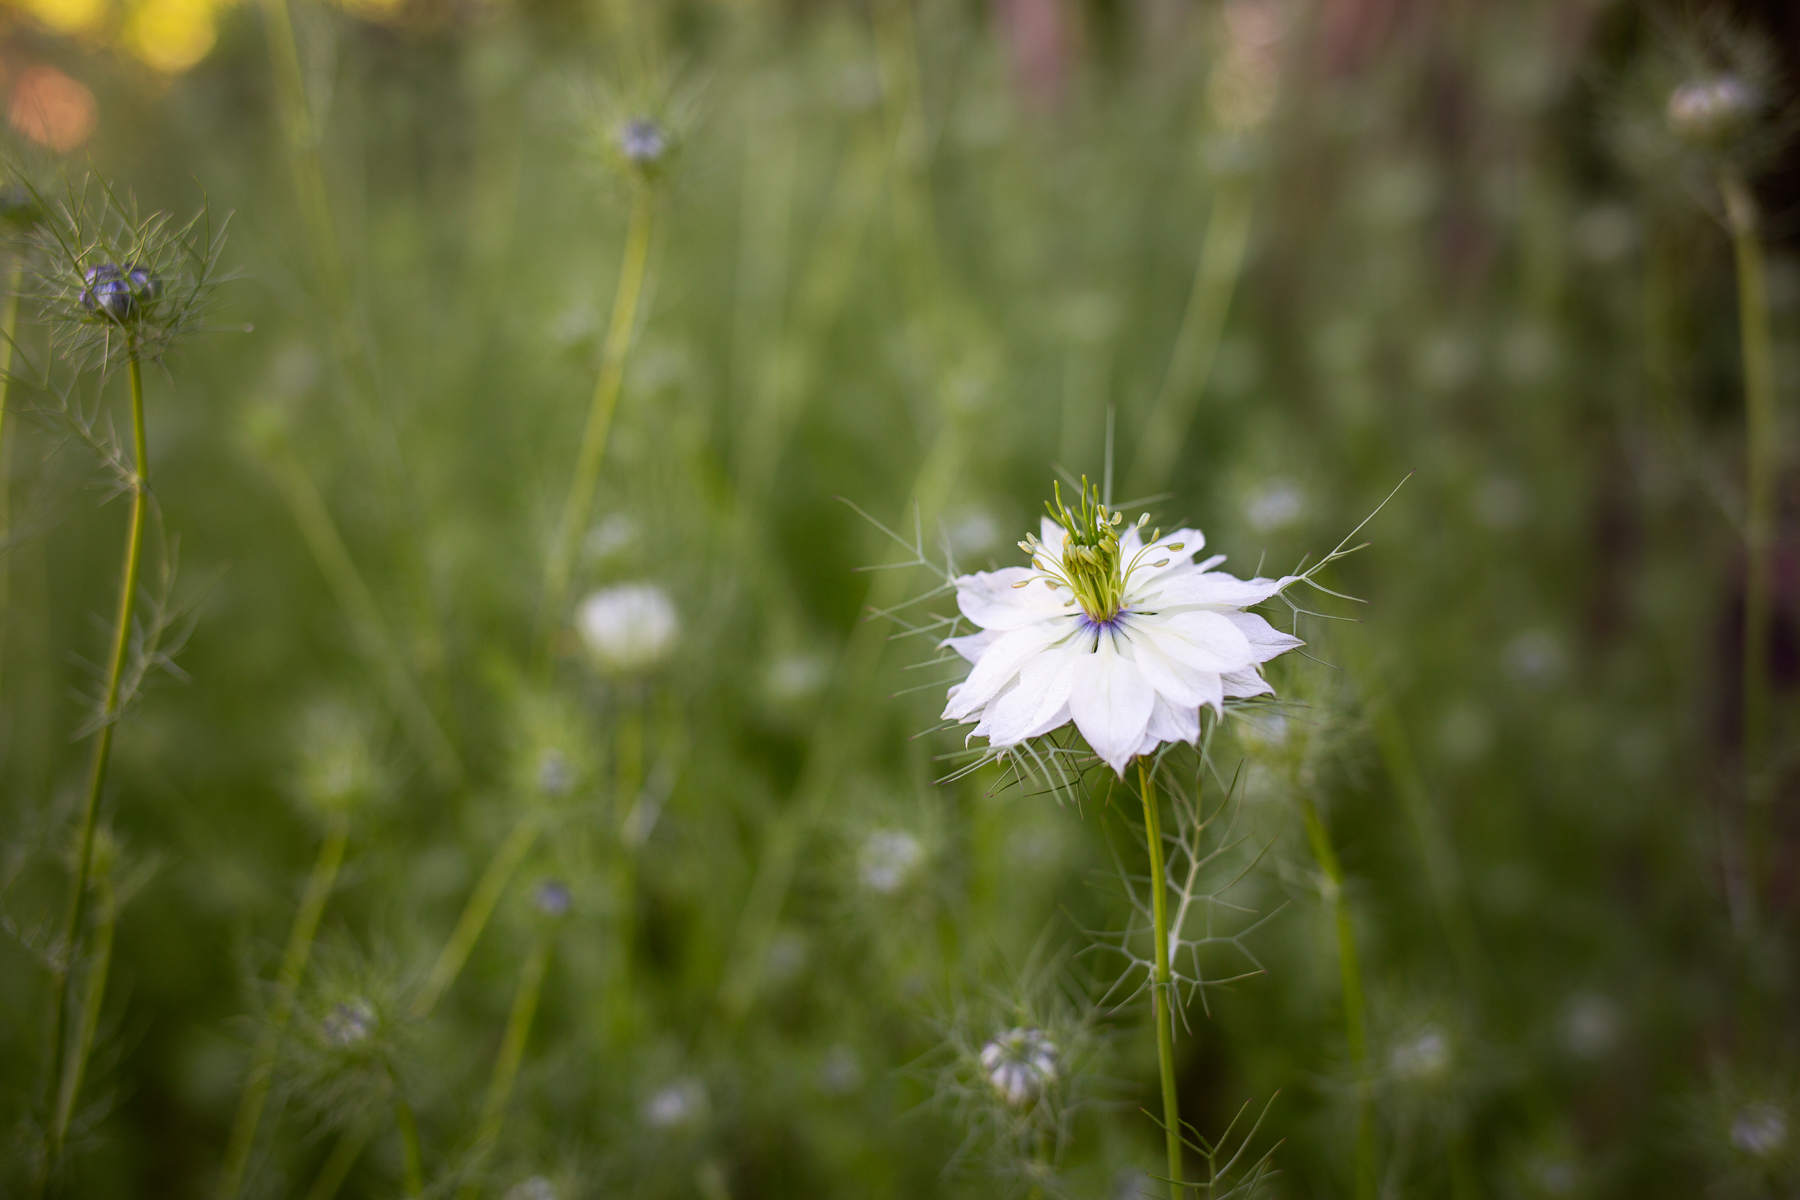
[0,1,1794,1197]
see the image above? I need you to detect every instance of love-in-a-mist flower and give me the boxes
[980,1027,1059,1108]
[943,480,1303,774]
[575,583,679,674]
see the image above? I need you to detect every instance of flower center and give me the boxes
[1017,478,1183,624]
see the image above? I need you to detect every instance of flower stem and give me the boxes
[222,811,351,1199]
[0,251,24,697]
[51,857,113,1144]
[394,1090,425,1197]
[1138,758,1184,1200]
[412,815,539,1020]
[1721,170,1777,902]
[1300,795,1375,1200]
[302,1126,371,1200]
[541,184,654,643]
[460,934,552,1196]
[44,347,148,1169]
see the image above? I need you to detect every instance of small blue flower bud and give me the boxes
[81,264,133,322]
[126,263,163,301]
[617,118,667,166]
[322,998,377,1047]
[534,879,572,917]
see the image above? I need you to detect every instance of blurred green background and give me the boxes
[0,0,1797,1196]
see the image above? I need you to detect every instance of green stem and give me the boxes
[1138,759,1184,1200]
[46,349,148,1169]
[259,435,461,788]
[52,859,113,1143]
[460,935,552,1197]
[222,812,350,1198]
[541,185,654,641]
[1128,181,1255,495]
[302,1126,371,1200]
[1301,795,1375,1200]
[412,815,539,1019]
[1721,171,1777,902]
[394,1090,425,1197]
[0,252,23,696]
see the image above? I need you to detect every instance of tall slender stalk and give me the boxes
[541,185,655,640]
[1720,171,1777,900]
[222,811,351,1199]
[0,252,24,695]
[459,934,552,1196]
[45,348,148,1169]
[412,816,539,1019]
[302,1126,371,1200]
[1300,795,1375,1200]
[394,1089,425,1196]
[1137,759,1185,1200]
[51,855,113,1145]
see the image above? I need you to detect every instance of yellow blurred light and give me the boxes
[124,0,220,74]
[18,0,109,35]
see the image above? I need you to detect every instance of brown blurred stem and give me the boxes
[1721,171,1777,900]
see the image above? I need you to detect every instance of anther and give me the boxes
[1011,580,1030,589]
[1167,543,1184,551]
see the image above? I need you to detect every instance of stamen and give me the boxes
[1011,580,1030,588]
[1152,559,1170,567]
[1167,542,1184,551]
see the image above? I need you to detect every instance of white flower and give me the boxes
[644,1077,709,1130]
[859,829,924,894]
[942,483,1302,775]
[1731,1103,1789,1159]
[575,584,679,674]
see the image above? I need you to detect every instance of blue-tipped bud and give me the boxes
[322,998,377,1047]
[617,118,667,166]
[1666,75,1760,146]
[534,879,572,917]
[80,262,159,323]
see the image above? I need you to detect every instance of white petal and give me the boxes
[954,567,1069,630]
[1068,633,1155,775]
[1221,611,1303,664]
[1144,693,1201,746]
[1143,571,1299,611]
[1221,667,1274,699]
[979,644,1079,745]
[944,620,1074,720]
[1138,610,1255,674]
[943,628,1001,664]
[1127,629,1210,709]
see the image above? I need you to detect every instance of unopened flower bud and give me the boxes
[322,998,377,1047]
[1731,1103,1789,1159]
[617,118,667,167]
[980,1027,1059,1107]
[536,748,574,797]
[534,879,572,917]
[1666,75,1759,146]
[80,262,159,323]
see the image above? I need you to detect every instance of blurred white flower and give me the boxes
[584,513,637,561]
[980,1027,1059,1107]
[859,830,924,894]
[644,1078,709,1131]
[819,1044,863,1095]
[1245,480,1304,532]
[503,1178,558,1200]
[943,483,1301,774]
[1666,76,1759,146]
[1504,630,1564,688]
[1389,1025,1452,1081]
[1731,1103,1788,1159]
[576,584,679,674]
[1557,992,1621,1061]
